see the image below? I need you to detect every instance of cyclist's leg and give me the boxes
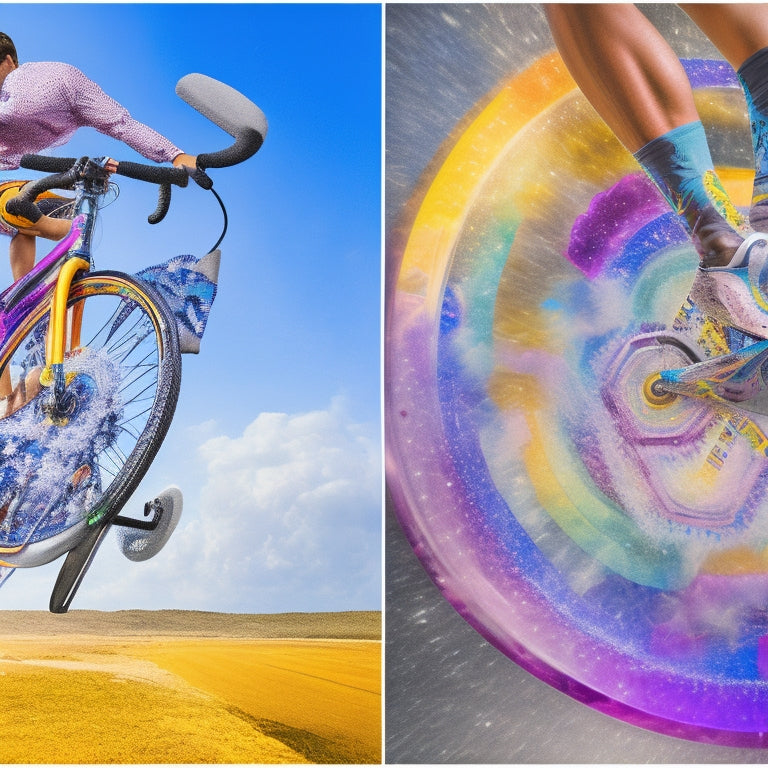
[0,230,45,414]
[681,4,768,70]
[545,4,698,150]
[682,5,768,231]
[0,182,72,280]
[9,218,70,281]
[545,3,744,267]
[0,199,69,410]
[10,231,35,282]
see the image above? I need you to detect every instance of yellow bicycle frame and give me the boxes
[39,256,89,388]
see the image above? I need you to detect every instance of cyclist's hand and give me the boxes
[174,152,213,190]
[104,158,118,174]
[172,153,197,171]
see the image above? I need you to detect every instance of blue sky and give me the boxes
[0,4,382,613]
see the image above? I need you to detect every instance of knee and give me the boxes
[14,216,68,241]
[10,231,35,249]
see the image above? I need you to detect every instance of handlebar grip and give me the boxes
[116,161,188,187]
[20,155,78,173]
[22,154,189,188]
[4,195,42,224]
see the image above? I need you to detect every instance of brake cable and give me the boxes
[207,185,228,254]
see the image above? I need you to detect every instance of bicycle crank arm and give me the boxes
[112,499,164,531]
[657,338,768,404]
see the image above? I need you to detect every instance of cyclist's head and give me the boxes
[0,33,17,66]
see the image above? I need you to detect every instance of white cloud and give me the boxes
[5,397,381,613]
[172,397,382,612]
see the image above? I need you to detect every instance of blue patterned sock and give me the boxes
[633,121,744,266]
[738,46,768,231]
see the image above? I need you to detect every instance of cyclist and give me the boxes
[0,31,196,415]
[0,31,196,281]
[546,4,768,338]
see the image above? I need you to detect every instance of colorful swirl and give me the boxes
[386,54,768,744]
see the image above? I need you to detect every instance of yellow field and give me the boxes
[0,611,381,764]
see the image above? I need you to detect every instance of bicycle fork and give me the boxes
[39,255,89,422]
[36,210,93,422]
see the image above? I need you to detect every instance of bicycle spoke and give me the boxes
[117,421,142,441]
[84,302,143,352]
[111,326,151,364]
[97,443,128,477]
[123,375,159,404]
[0,276,177,554]
[81,312,116,349]
[103,311,152,354]
[119,403,154,430]
[118,357,158,394]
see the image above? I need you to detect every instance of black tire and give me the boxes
[0,270,181,567]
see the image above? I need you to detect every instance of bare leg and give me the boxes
[681,4,768,70]
[544,4,700,152]
[0,216,70,411]
[9,216,70,281]
[0,233,34,402]
[546,3,745,266]
[9,232,35,281]
[0,367,10,400]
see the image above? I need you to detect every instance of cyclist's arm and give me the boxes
[66,64,185,164]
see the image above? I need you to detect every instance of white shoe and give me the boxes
[689,232,768,338]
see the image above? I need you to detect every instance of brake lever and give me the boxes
[186,164,213,190]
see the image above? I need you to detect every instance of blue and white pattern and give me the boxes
[137,250,220,353]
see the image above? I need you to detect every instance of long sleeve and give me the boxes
[0,62,183,169]
[65,65,183,163]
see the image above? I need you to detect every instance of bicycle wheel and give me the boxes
[387,52,768,745]
[0,270,181,568]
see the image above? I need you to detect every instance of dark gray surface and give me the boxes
[385,4,768,763]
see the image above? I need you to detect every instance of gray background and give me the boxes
[385,4,768,762]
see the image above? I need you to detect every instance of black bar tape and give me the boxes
[20,155,78,173]
[116,161,188,187]
[197,126,264,169]
[5,166,81,225]
[5,196,42,224]
[148,183,172,225]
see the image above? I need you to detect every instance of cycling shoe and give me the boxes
[689,232,768,339]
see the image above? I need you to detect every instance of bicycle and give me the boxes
[0,73,267,613]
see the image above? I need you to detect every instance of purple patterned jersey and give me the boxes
[0,61,183,170]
